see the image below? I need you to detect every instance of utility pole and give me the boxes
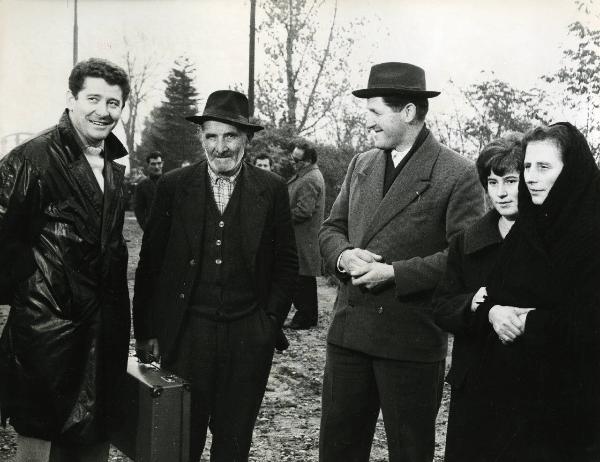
[248,0,256,117]
[73,0,78,66]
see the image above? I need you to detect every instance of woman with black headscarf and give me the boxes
[467,122,600,461]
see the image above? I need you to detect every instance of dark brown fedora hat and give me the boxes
[352,62,440,99]
[186,90,264,132]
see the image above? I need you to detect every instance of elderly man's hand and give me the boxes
[350,261,394,290]
[339,248,382,273]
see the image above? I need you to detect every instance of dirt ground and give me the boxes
[0,212,451,461]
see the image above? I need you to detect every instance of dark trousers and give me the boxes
[319,343,445,462]
[165,309,275,462]
[291,275,318,326]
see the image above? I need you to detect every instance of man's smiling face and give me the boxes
[365,96,408,150]
[67,76,123,146]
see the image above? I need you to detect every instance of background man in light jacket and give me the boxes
[318,62,485,462]
[287,141,326,329]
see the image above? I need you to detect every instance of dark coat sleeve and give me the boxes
[132,176,174,340]
[0,151,43,302]
[133,181,149,230]
[393,163,484,296]
[318,154,359,282]
[432,233,477,336]
[264,180,298,326]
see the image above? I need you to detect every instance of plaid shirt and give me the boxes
[207,163,242,214]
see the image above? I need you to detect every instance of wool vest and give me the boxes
[189,179,258,320]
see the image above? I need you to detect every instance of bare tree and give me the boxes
[256,0,364,136]
[120,39,156,160]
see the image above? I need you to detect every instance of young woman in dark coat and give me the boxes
[433,133,526,462]
[439,123,600,461]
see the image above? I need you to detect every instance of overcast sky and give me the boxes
[0,0,596,150]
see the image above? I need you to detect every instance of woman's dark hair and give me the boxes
[522,124,570,162]
[381,95,429,122]
[68,58,130,105]
[476,132,524,189]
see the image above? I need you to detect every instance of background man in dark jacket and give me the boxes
[286,141,325,329]
[318,62,484,462]
[133,90,298,462]
[134,151,164,230]
[253,153,273,171]
[0,58,131,462]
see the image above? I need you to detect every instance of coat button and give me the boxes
[189,259,197,266]
[215,259,222,265]
[218,221,225,228]
[216,240,222,246]
[178,293,185,300]
[376,306,384,314]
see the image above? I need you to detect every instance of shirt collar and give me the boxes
[207,162,243,185]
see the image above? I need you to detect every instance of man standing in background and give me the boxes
[134,151,164,230]
[254,154,273,172]
[287,141,325,329]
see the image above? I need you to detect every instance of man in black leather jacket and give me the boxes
[0,58,130,462]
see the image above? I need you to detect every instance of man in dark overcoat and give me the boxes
[318,62,485,462]
[0,58,131,462]
[286,141,326,329]
[133,90,298,462]
[134,150,164,230]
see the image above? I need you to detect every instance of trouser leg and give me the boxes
[16,435,110,462]
[48,441,109,462]
[291,275,318,326]
[15,435,51,462]
[165,314,218,462]
[209,309,275,462]
[319,343,380,462]
[374,358,444,462]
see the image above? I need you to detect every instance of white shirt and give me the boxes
[391,148,410,168]
[84,146,105,193]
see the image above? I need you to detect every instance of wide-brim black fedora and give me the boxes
[186,90,264,132]
[352,62,440,99]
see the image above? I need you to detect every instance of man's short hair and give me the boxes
[69,58,130,105]
[476,132,524,189]
[295,141,317,164]
[381,95,429,122]
[146,151,163,163]
[254,154,272,168]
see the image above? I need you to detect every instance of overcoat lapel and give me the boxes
[240,165,268,272]
[351,150,386,246]
[361,135,440,248]
[180,162,208,257]
[100,161,125,250]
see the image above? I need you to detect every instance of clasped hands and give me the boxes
[339,248,394,290]
[471,287,535,344]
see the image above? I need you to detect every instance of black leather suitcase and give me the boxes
[110,356,191,462]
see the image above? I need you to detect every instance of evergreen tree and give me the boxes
[138,57,203,171]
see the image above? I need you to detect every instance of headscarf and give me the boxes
[484,122,600,455]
